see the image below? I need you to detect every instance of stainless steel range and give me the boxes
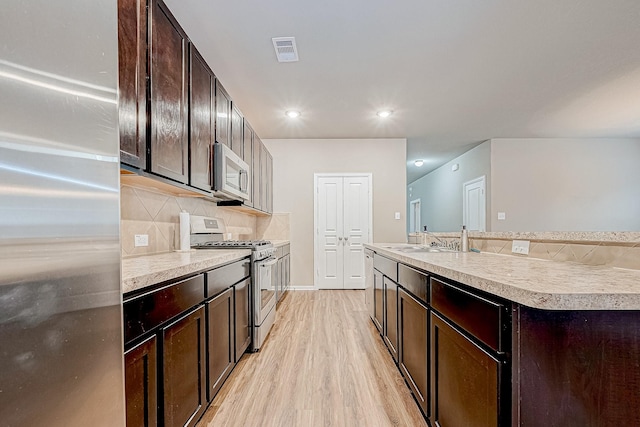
[190,216,276,351]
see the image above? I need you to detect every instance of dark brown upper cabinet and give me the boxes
[242,121,254,207]
[189,44,214,192]
[215,81,231,147]
[117,0,147,169]
[149,0,189,184]
[230,104,244,158]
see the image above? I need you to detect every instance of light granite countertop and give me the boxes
[366,243,640,310]
[122,249,251,294]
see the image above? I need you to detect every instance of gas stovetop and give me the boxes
[192,240,273,250]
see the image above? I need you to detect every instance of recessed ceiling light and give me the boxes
[414,160,424,167]
[376,110,393,118]
[285,110,301,118]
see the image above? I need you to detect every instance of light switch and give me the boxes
[498,212,506,220]
[394,212,401,220]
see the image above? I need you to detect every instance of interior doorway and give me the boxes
[314,173,372,289]
[462,176,486,231]
[409,199,421,233]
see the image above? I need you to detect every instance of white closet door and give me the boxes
[315,174,371,290]
[342,176,370,289]
[316,176,344,289]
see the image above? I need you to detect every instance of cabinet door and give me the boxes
[189,45,214,192]
[242,122,253,207]
[230,105,244,158]
[215,81,231,147]
[259,143,268,212]
[125,335,157,427]
[206,288,234,401]
[284,253,290,291]
[234,278,251,361]
[399,288,429,416]
[430,312,501,427]
[252,135,262,211]
[161,306,206,427]
[118,0,147,169]
[266,150,273,214]
[383,276,398,362]
[373,270,384,333]
[149,0,189,184]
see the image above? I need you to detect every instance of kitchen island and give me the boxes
[365,243,640,427]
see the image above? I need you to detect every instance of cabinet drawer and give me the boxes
[124,274,205,345]
[206,258,250,298]
[374,253,397,282]
[398,263,428,304]
[430,277,505,352]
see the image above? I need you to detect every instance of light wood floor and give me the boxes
[197,290,427,427]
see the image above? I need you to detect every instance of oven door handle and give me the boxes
[259,258,278,267]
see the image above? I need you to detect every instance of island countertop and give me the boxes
[122,249,251,294]
[365,243,640,310]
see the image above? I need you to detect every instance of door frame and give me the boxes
[409,198,421,233]
[462,175,486,231]
[313,173,373,290]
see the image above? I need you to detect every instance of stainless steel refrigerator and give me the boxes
[0,1,125,426]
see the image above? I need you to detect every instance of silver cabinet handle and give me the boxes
[344,236,349,240]
[338,237,343,241]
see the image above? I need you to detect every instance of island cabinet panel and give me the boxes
[373,269,384,333]
[117,0,147,169]
[398,288,429,417]
[161,306,207,427]
[383,276,399,362]
[206,288,234,402]
[149,0,189,184]
[430,312,502,427]
[188,45,214,192]
[430,277,505,352]
[515,307,640,427]
[125,335,157,427]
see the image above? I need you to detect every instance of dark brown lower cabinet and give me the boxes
[373,269,384,333]
[234,278,251,361]
[430,312,501,427]
[383,276,398,362]
[125,335,157,427]
[161,306,206,427]
[398,288,428,417]
[206,289,234,402]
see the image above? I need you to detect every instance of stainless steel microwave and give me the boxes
[213,142,250,201]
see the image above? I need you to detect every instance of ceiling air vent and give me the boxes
[272,37,299,62]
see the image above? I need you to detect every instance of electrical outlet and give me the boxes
[497,212,506,220]
[511,240,530,255]
[134,234,149,247]
[394,212,401,220]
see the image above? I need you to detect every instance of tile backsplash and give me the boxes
[121,185,257,257]
[422,231,640,270]
[256,213,290,240]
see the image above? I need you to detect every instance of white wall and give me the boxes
[407,141,491,232]
[490,138,640,231]
[263,138,407,288]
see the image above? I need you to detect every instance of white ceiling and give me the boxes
[165,0,640,183]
